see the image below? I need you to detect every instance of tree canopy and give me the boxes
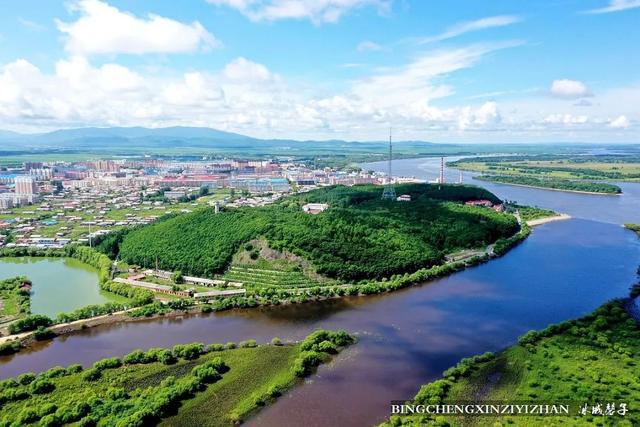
[117,184,518,281]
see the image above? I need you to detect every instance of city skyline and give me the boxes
[0,0,639,143]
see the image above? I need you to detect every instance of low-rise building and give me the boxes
[302,203,329,214]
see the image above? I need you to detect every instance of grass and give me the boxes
[0,295,19,317]
[384,300,640,426]
[0,330,354,426]
[475,174,622,194]
[511,204,558,222]
[624,224,640,236]
[450,157,640,183]
[0,277,29,322]
[161,345,300,426]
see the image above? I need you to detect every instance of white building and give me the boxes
[302,203,329,214]
[15,176,38,195]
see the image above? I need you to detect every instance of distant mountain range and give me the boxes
[0,126,256,145]
[0,126,624,159]
[0,126,433,157]
[0,126,435,157]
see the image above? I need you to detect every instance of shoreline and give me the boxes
[472,177,622,196]
[526,213,572,227]
[0,223,530,354]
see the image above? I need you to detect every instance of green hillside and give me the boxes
[117,184,518,281]
[383,299,640,426]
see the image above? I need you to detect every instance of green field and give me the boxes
[475,174,622,194]
[509,204,558,222]
[116,184,519,282]
[449,155,640,182]
[0,330,354,426]
[384,299,640,427]
[0,277,30,322]
[161,344,299,426]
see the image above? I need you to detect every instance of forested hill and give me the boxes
[116,184,519,281]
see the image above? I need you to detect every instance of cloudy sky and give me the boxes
[0,0,639,142]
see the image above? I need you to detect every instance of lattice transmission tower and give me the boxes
[381,127,396,200]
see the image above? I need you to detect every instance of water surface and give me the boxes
[0,257,114,318]
[1,159,639,427]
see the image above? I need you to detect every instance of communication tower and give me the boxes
[381,128,396,200]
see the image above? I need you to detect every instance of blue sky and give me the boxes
[0,0,638,142]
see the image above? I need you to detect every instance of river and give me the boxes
[1,157,640,427]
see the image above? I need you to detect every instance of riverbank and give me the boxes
[473,176,622,196]
[0,224,527,354]
[0,329,355,426]
[526,213,571,227]
[383,298,640,426]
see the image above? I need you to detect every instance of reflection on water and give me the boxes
[362,157,640,225]
[1,220,639,427]
[0,257,115,317]
[1,159,640,426]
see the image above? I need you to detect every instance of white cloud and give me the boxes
[415,15,522,44]
[57,0,218,55]
[357,40,382,52]
[207,0,391,24]
[583,0,640,14]
[458,102,501,130]
[0,46,637,140]
[550,79,592,99]
[223,57,274,81]
[610,115,630,128]
[544,113,589,125]
[0,56,311,134]
[18,18,46,32]
[349,41,522,109]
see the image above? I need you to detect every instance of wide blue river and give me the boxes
[1,157,639,427]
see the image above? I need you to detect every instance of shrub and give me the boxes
[82,368,101,382]
[39,414,61,427]
[30,379,55,394]
[239,339,257,348]
[172,343,206,360]
[123,349,149,365]
[66,364,83,374]
[328,330,354,346]
[38,403,57,416]
[18,408,39,424]
[518,330,540,346]
[292,351,325,377]
[225,342,237,349]
[207,343,225,352]
[157,350,177,365]
[271,337,282,346]
[8,314,53,334]
[317,340,338,354]
[171,271,184,284]
[17,372,36,385]
[0,340,22,356]
[106,387,128,400]
[93,357,122,371]
[34,327,56,341]
[44,366,67,378]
